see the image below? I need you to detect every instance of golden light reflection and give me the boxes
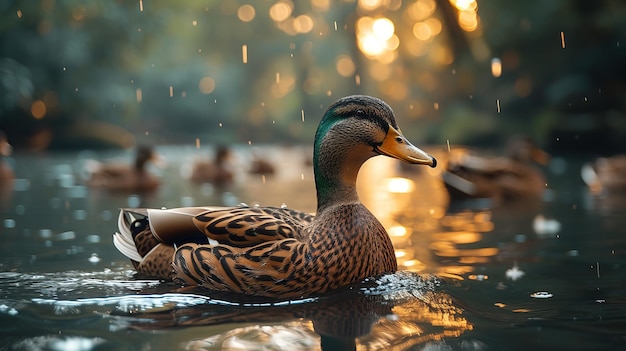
[311,0,330,11]
[386,177,415,193]
[271,74,295,97]
[269,1,292,22]
[449,0,480,33]
[198,77,216,94]
[237,4,255,22]
[491,57,502,77]
[407,0,436,21]
[412,21,432,41]
[293,15,314,33]
[357,16,398,60]
[31,100,46,119]
[431,231,481,244]
[388,225,409,237]
[358,0,386,11]
[335,55,356,77]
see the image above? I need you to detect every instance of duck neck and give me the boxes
[313,139,370,213]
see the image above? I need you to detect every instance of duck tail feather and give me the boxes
[113,231,143,263]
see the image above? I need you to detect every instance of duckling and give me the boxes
[113,95,436,298]
[442,136,548,202]
[86,144,161,193]
[189,145,234,186]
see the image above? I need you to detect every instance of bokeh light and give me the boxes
[237,4,256,22]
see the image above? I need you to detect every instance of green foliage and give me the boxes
[0,0,624,151]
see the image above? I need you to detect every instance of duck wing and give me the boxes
[174,238,308,297]
[193,206,314,246]
[113,206,314,281]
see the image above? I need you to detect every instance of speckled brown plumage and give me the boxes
[113,95,436,298]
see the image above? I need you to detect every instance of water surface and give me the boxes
[0,146,624,350]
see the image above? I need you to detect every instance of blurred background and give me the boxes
[1,0,625,153]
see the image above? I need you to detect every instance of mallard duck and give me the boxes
[581,155,626,193]
[86,144,162,193]
[113,95,436,298]
[248,147,275,176]
[442,136,548,202]
[189,145,234,186]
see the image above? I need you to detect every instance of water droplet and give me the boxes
[73,210,87,221]
[127,195,141,208]
[530,291,553,299]
[4,219,15,228]
[88,253,100,264]
[86,235,101,244]
[39,229,53,238]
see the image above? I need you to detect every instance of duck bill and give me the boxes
[376,126,437,167]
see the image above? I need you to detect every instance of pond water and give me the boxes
[0,145,624,351]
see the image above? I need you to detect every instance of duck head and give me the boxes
[313,95,436,210]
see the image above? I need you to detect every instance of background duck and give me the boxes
[248,147,276,176]
[0,131,14,186]
[581,154,626,193]
[113,95,436,298]
[442,136,549,203]
[188,145,234,186]
[86,144,162,193]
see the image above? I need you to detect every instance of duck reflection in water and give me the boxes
[109,274,472,351]
[85,144,163,193]
[442,136,549,205]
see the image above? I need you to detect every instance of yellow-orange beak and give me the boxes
[376,126,436,167]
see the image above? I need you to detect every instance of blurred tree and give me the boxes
[0,0,624,152]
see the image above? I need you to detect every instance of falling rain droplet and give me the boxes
[242,44,248,63]
[560,31,566,48]
[301,110,305,122]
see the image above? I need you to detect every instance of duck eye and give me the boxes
[395,137,403,143]
[355,109,366,117]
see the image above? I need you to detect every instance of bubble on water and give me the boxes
[73,210,87,221]
[222,192,239,206]
[49,197,62,209]
[4,219,15,228]
[15,204,25,215]
[56,231,76,241]
[530,291,553,299]
[127,195,141,208]
[13,178,30,191]
[180,196,194,207]
[86,234,101,244]
[505,264,525,281]
[101,210,112,221]
[39,229,53,238]
[200,183,214,196]
[567,249,579,256]
[57,173,75,188]
[514,234,526,243]
[88,253,101,264]
[66,185,88,198]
